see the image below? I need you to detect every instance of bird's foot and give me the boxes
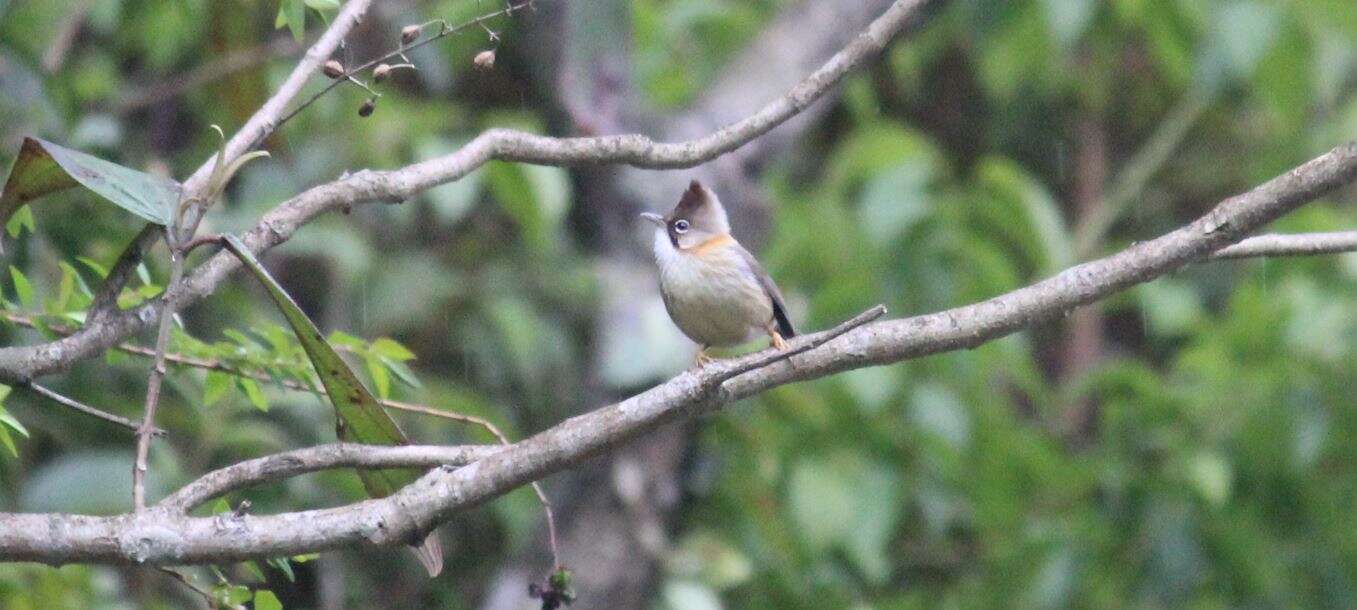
[770,331,788,351]
[694,348,716,369]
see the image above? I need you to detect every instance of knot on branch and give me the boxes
[119,515,188,564]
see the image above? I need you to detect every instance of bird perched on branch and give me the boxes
[643,180,795,366]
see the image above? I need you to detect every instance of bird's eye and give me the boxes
[673,219,690,233]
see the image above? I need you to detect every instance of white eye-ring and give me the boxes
[673,219,690,233]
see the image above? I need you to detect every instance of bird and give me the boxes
[642,179,795,367]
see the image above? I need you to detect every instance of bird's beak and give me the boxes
[640,212,665,226]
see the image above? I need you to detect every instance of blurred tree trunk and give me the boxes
[1060,113,1108,440]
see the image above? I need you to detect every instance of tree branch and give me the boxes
[1,131,1354,565]
[1210,230,1357,259]
[159,443,501,513]
[0,0,932,384]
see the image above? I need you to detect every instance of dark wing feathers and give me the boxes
[737,246,795,338]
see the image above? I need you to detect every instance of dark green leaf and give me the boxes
[0,137,180,243]
[220,235,421,500]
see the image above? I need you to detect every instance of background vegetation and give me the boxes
[2,0,1357,608]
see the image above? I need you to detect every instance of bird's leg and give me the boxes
[767,324,789,351]
[694,346,715,368]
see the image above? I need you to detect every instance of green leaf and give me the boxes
[254,590,283,610]
[0,395,25,458]
[0,137,180,247]
[5,205,34,238]
[241,561,266,583]
[51,262,75,312]
[204,370,233,406]
[220,236,422,495]
[59,261,93,300]
[267,556,296,582]
[9,266,34,309]
[238,377,269,412]
[76,256,109,279]
[383,357,422,389]
[486,162,571,250]
[276,0,305,41]
[369,337,416,361]
[366,353,391,399]
[214,584,252,607]
[0,424,15,457]
[303,0,339,11]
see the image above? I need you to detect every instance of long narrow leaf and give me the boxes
[220,236,411,481]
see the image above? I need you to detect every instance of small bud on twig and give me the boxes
[358,98,376,117]
[373,63,392,83]
[473,50,496,71]
[401,25,421,44]
[323,60,345,79]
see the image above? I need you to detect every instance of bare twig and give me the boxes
[273,0,537,130]
[24,382,162,435]
[1210,231,1357,259]
[157,567,221,609]
[705,305,887,386]
[159,443,501,512]
[133,229,184,511]
[1072,85,1214,257]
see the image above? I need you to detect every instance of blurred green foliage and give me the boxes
[2,0,1357,608]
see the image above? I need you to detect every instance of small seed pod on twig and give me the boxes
[358,97,376,117]
[323,60,345,79]
[401,25,421,44]
[373,63,393,83]
[473,50,496,71]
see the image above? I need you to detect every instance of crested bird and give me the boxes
[642,180,795,366]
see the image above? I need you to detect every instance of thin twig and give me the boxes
[705,305,888,387]
[273,0,537,130]
[1072,85,1214,257]
[24,383,162,435]
[157,567,222,609]
[133,228,184,511]
[1210,231,1357,259]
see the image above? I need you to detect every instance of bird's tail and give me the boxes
[410,533,444,577]
[773,301,795,339]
